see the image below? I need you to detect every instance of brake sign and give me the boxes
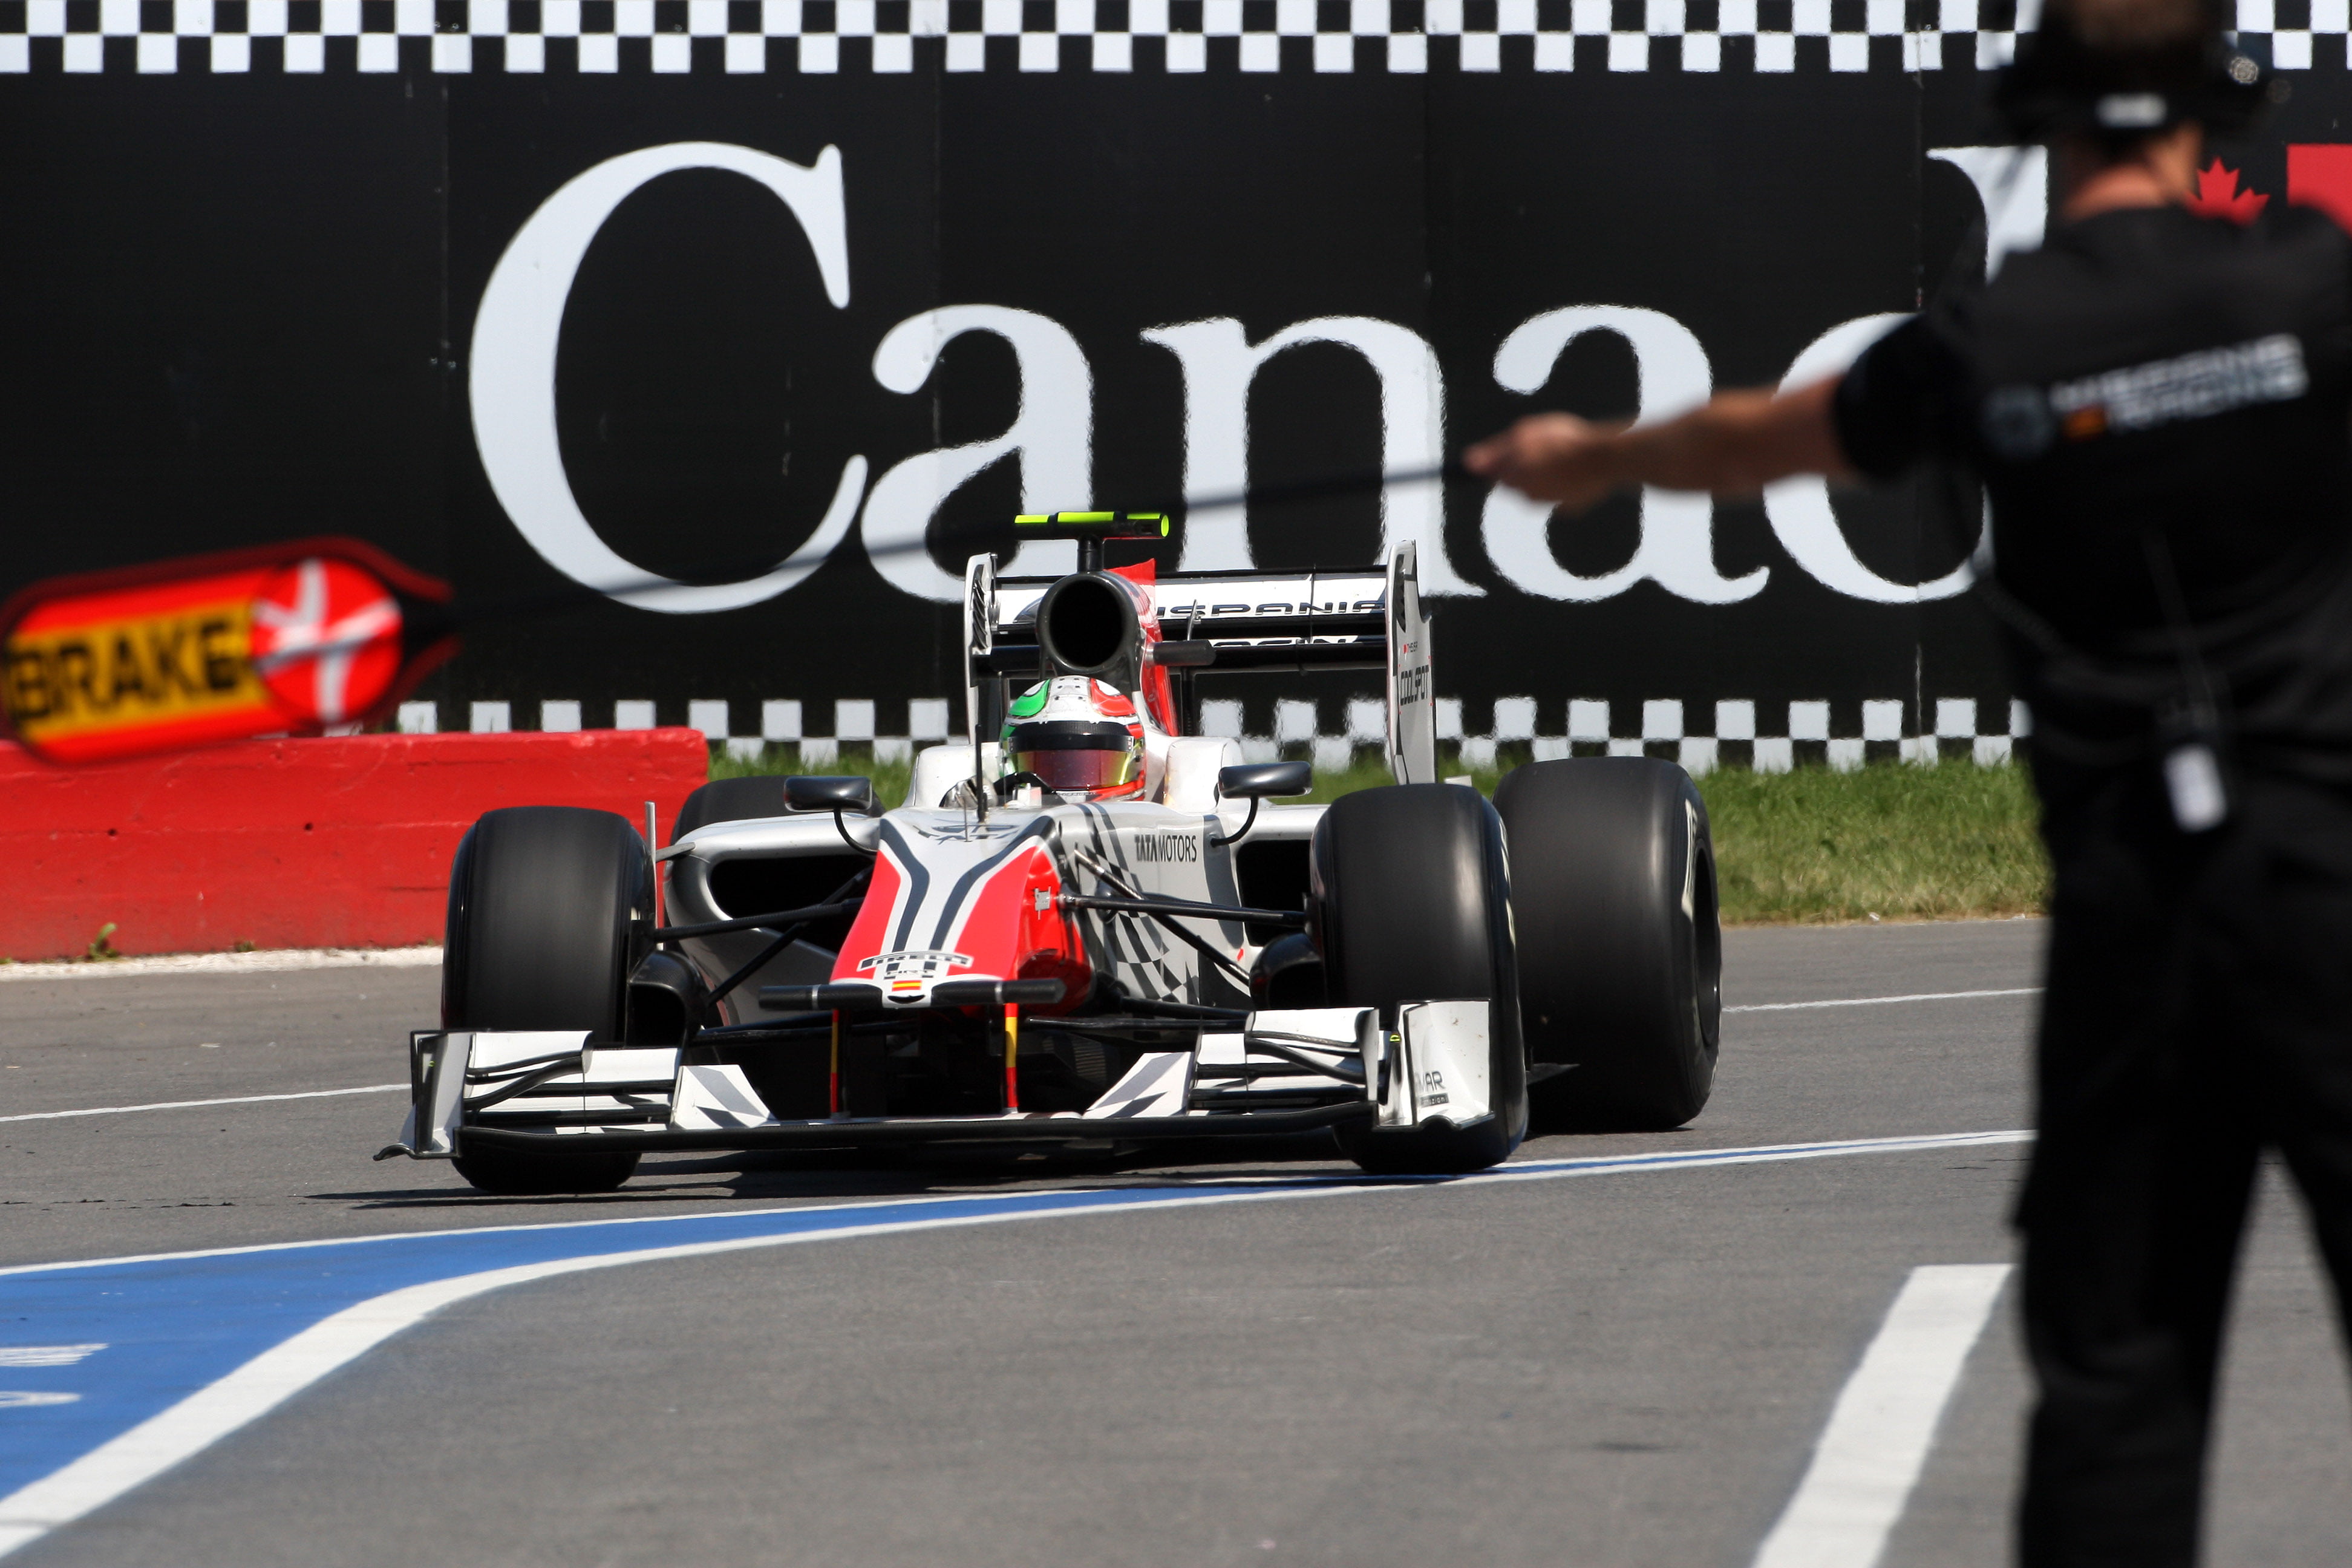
[1,537,451,765]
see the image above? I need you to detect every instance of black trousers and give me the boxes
[2018,766,2352,1566]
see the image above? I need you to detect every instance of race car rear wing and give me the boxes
[995,566,1389,670]
[961,539,1437,785]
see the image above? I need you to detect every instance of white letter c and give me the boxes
[468,142,863,615]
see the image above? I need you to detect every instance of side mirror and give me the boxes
[1217,761,1313,800]
[784,775,879,817]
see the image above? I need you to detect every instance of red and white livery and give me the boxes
[387,536,1724,1193]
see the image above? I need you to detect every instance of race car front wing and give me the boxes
[376,1001,1495,1161]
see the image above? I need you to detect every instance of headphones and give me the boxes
[1993,4,2278,142]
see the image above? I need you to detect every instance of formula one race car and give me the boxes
[381,516,1722,1194]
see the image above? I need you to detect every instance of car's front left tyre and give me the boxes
[442,805,649,1195]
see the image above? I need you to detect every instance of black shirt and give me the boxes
[1838,204,2352,649]
[1834,203,2352,785]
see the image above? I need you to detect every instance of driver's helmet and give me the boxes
[1002,678,1145,800]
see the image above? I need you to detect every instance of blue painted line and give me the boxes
[0,1127,2030,1547]
[0,1181,1284,1503]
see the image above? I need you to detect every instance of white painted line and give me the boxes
[0,1085,407,1125]
[1478,1129,2031,1187]
[1750,1263,2013,1568]
[1726,988,2039,1014]
[0,948,440,983]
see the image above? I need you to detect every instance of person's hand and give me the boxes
[1463,413,1626,512]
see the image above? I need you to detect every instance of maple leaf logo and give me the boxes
[2184,159,2270,223]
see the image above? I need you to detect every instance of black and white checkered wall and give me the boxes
[4,0,2348,75]
[393,693,2030,769]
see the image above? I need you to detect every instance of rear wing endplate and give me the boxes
[1385,543,1436,785]
[962,549,995,769]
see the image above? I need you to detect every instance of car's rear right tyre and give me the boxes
[442,805,649,1195]
[1493,757,1720,1130]
[1313,783,1527,1175]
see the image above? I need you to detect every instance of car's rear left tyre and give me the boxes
[1493,757,1720,1130]
[442,805,650,1195]
[1313,783,1527,1175]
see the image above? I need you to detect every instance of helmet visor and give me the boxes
[1008,719,1141,793]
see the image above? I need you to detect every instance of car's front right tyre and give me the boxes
[1313,783,1528,1175]
[442,805,648,1195]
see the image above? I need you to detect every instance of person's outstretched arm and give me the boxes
[1463,377,1856,511]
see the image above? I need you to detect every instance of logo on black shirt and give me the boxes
[1980,335,2310,463]
[2048,334,2308,441]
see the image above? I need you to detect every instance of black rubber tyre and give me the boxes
[442,805,651,1194]
[673,776,794,843]
[1493,758,1721,1131]
[1312,783,1528,1174]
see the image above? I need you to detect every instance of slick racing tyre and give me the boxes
[1314,783,1529,1175]
[442,806,650,1195]
[1494,758,1721,1130]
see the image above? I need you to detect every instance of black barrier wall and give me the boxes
[5,18,2347,760]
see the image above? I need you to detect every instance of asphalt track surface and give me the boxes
[1,921,2346,1566]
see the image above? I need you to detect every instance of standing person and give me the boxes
[1465,2,2352,1561]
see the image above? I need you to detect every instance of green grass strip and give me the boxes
[1290,752,2046,923]
[705,742,2047,926]
[1696,761,2046,925]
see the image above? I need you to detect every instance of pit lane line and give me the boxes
[0,1085,408,1125]
[0,1126,2030,1560]
[3,990,2037,1126]
[1724,987,2040,1013]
